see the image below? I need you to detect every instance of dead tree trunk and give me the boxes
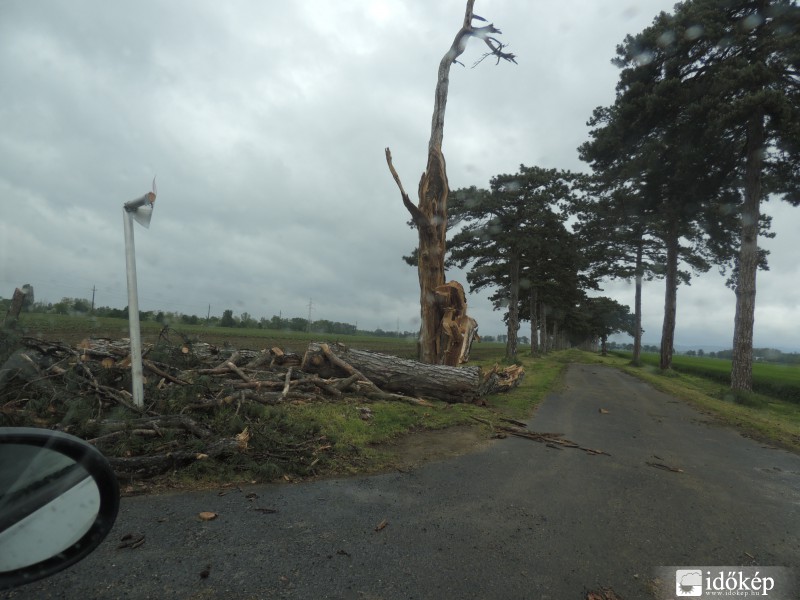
[4,288,26,328]
[385,0,516,365]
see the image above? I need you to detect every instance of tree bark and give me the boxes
[540,303,548,354]
[659,221,679,370]
[505,254,520,360]
[529,287,539,355]
[632,238,644,365]
[731,112,764,392]
[436,280,478,365]
[301,342,512,403]
[4,288,26,328]
[552,319,559,351]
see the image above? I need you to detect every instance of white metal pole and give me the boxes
[123,207,145,407]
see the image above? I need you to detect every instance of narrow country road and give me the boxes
[6,364,800,599]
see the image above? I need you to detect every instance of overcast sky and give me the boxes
[1,0,798,351]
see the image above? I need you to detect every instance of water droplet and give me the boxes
[633,51,654,66]
[741,13,764,31]
[685,24,703,40]
[657,30,676,47]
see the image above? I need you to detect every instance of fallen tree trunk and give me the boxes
[301,342,521,403]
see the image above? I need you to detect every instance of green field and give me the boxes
[12,312,507,362]
[612,351,800,403]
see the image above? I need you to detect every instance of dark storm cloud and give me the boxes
[1,0,797,349]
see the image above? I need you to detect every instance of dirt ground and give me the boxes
[383,425,494,471]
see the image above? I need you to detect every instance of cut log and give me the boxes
[302,342,485,403]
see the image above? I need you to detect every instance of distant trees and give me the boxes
[581,296,636,356]
[0,296,405,338]
[447,166,582,359]
[219,310,236,328]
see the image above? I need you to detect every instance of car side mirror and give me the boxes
[0,427,120,591]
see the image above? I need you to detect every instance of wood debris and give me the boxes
[646,461,684,473]
[472,416,610,456]
[117,533,146,550]
[1,327,524,481]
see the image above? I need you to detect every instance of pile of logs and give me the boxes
[0,329,524,479]
[2,335,523,409]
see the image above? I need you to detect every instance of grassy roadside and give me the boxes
[613,350,800,403]
[276,350,571,478]
[571,350,800,454]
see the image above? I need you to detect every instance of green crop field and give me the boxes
[612,351,800,403]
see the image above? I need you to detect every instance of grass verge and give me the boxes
[611,350,800,403]
[277,350,570,478]
[575,351,800,453]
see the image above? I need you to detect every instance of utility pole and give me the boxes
[307,298,313,333]
[206,304,211,326]
[91,285,96,313]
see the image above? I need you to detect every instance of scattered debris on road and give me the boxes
[471,416,611,456]
[117,533,146,550]
[646,461,684,473]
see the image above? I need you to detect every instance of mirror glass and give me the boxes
[0,443,101,572]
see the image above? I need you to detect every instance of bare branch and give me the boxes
[461,0,476,28]
[385,147,427,226]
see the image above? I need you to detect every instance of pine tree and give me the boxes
[447,166,577,359]
[611,0,800,388]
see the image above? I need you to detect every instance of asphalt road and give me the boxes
[5,364,800,599]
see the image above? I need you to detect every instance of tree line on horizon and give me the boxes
[608,341,800,365]
[0,295,422,339]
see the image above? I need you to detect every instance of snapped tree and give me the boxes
[385,0,516,365]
